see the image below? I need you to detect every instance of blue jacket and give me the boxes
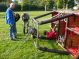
[6,8,15,25]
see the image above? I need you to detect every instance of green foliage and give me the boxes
[55,0,63,9]
[0,4,7,12]
[13,0,18,4]
[68,0,75,8]
[20,0,44,11]
[0,0,76,11]
[22,0,30,5]
[48,0,54,10]
[14,4,21,11]
[40,0,49,6]
[23,4,44,11]
[0,0,2,2]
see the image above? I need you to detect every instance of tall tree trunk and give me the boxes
[45,5,47,11]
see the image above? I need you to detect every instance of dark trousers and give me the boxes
[9,23,17,39]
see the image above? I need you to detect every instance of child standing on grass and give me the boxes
[6,3,17,40]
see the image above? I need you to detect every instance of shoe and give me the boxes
[11,37,16,40]
[11,38,13,40]
[15,36,17,38]
[33,35,37,39]
[11,38,14,40]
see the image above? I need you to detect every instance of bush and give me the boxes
[23,4,44,11]
[14,4,21,11]
[0,4,44,11]
[68,0,75,8]
[0,4,7,12]
[23,4,30,11]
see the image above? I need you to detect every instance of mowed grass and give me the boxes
[0,11,72,59]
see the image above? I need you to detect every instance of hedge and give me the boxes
[23,4,44,11]
[0,4,21,12]
[0,4,44,12]
[0,4,7,12]
[14,4,21,11]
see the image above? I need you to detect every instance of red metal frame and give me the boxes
[55,13,79,58]
[33,11,79,59]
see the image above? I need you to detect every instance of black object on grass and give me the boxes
[15,13,20,22]
[22,13,30,34]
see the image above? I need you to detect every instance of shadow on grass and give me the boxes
[47,40,58,49]
[14,33,32,41]
[39,38,57,49]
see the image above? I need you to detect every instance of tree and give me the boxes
[39,0,49,11]
[6,0,11,4]
[0,0,2,2]
[0,0,6,4]
[68,0,75,8]
[22,0,30,5]
[48,0,54,10]
[55,0,63,9]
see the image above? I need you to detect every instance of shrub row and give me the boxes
[0,4,7,12]
[0,4,44,12]
[23,4,44,11]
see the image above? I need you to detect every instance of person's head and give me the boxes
[22,13,30,22]
[51,22,55,28]
[9,3,15,9]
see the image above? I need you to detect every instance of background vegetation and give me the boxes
[0,0,75,11]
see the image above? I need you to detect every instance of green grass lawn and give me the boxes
[0,11,72,59]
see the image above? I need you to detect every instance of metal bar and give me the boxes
[32,18,39,24]
[34,12,53,19]
[38,47,70,55]
[38,14,74,25]
[64,18,69,48]
[67,27,79,35]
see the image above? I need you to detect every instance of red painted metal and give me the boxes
[51,12,79,58]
